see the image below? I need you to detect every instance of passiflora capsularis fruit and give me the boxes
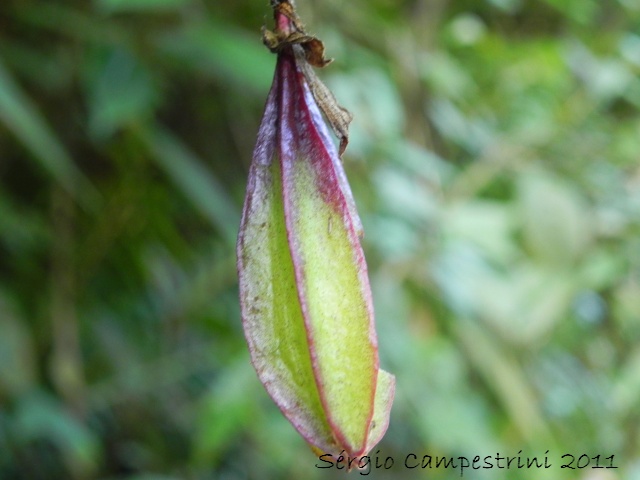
[236,0,394,461]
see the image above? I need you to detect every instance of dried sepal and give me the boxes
[262,1,352,155]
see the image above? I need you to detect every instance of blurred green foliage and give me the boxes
[1,0,639,479]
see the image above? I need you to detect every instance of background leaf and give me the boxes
[0,60,98,207]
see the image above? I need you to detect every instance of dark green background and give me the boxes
[1,0,639,478]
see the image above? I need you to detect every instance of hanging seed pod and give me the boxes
[237,0,394,460]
